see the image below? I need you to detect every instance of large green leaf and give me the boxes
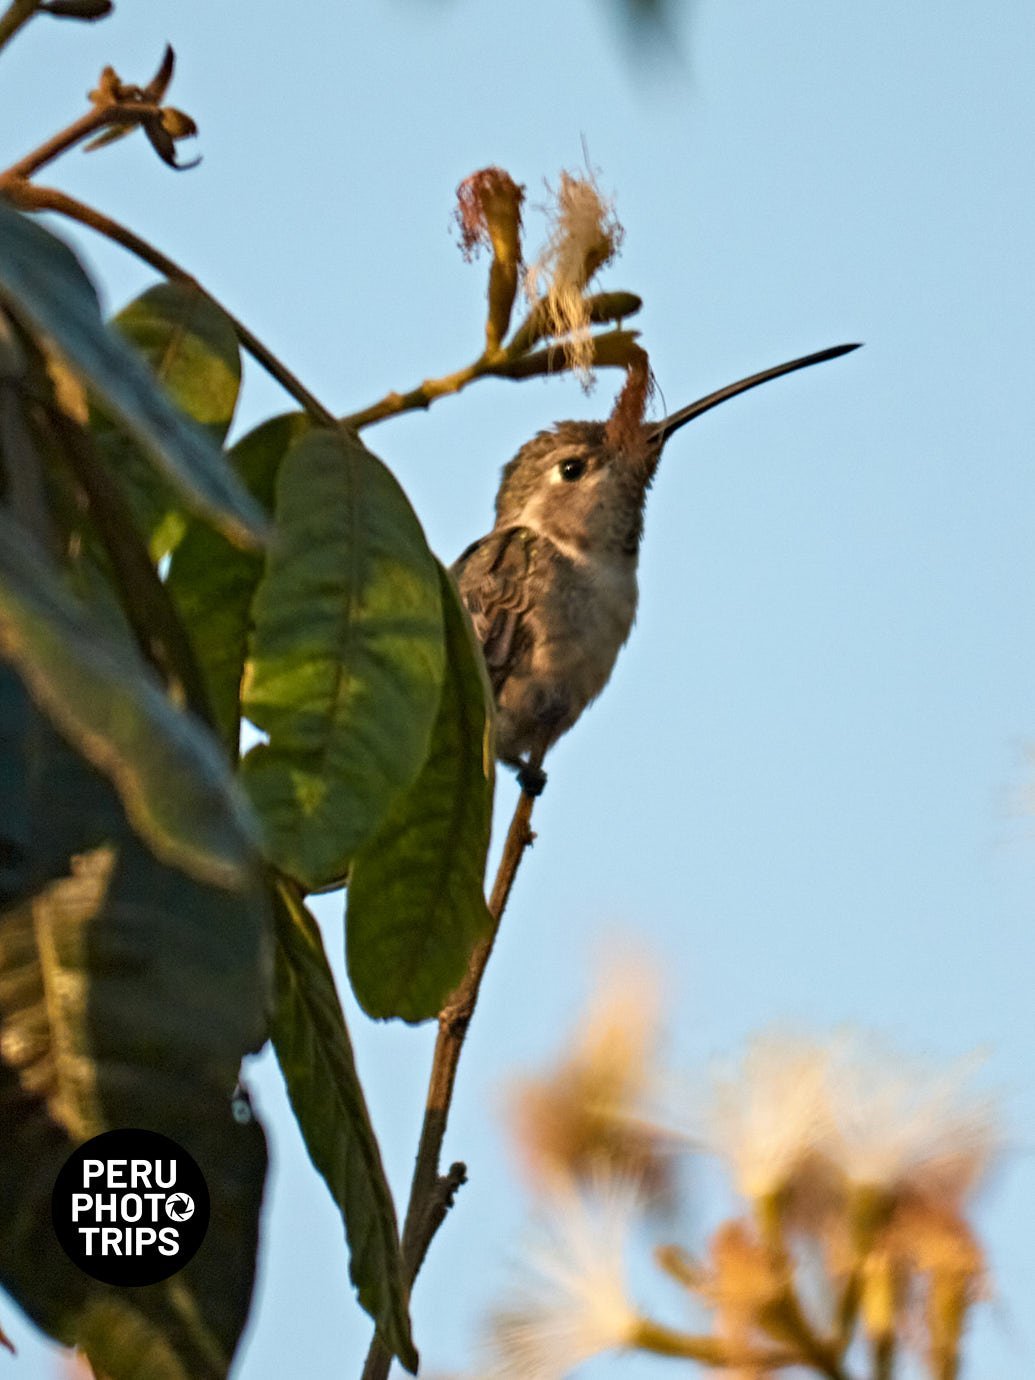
[347,564,495,1021]
[0,511,258,890]
[240,427,445,889]
[166,412,311,752]
[271,884,417,1372]
[93,280,244,557]
[0,202,265,548]
[0,678,269,1378]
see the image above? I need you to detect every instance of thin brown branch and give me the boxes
[403,1160,466,1285]
[2,180,339,428]
[342,291,642,432]
[342,357,491,431]
[361,751,545,1380]
[340,301,557,430]
[0,104,154,184]
[341,326,636,432]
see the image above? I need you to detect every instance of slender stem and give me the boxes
[404,773,540,1264]
[835,1267,862,1352]
[0,105,154,185]
[341,327,636,432]
[361,752,545,1380]
[342,290,642,431]
[341,301,552,430]
[872,1333,894,1380]
[754,1213,855,1380]
[634,1319,797,1369]
[653,1242,704,1291]
[775,1297,854,1380]
[341,357,493,431]
[0,0,41,54]
[2,180,339,428]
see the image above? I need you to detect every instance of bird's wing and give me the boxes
[452,526,537,695]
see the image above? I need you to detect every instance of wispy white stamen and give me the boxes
[481,1181,641,1379]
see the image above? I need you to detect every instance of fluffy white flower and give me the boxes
[707,1032,833,1202]
[524,170,623,383]
[821,1034,997,1204]
[506,947,669,1194]
[480,1180,641,1379]
[704,1029,997,1210]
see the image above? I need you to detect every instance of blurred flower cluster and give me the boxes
[477,953,999,1380]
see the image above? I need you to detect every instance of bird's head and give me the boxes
[492,342,861,560]
[494,419,649,557]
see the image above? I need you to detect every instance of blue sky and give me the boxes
[2,1,1033,1376]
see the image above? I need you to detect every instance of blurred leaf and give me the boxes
[271,884,417,1372]
[347,564,495,1021]
[0,203,263,549]
[46,406,216,723]
[0,511,258,889]
[0,679,269,1377]
[241,428,445,889]
[607,0,684,47]
[39,0,113,19]
[166,413,310,752]
[0,363,53,549]
[0,666,29,909]
[622,0,665,20]
[93,279,243,557]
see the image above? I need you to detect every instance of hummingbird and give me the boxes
[453,342,860,795]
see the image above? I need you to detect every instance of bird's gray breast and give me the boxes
[453,525,638,760]
[536,543,638,712]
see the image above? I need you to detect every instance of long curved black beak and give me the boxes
[645,342,862,450]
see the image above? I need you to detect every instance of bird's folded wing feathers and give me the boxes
[452,526,537,696]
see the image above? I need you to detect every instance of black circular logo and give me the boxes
[51,1129,210,1286]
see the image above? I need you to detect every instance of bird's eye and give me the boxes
[559,457,586,482]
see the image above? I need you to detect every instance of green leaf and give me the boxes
[347,564,495,1021]
[271,884,417,1372]
[0,681,269,1378]
[240,428,445,889]
[166,412,310,752]
[0,202,265,549]
[0,511,258,889]
[93,280,244,556]
[0,664,29,908]
[113,281,241,440]
[43,402,216,725]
